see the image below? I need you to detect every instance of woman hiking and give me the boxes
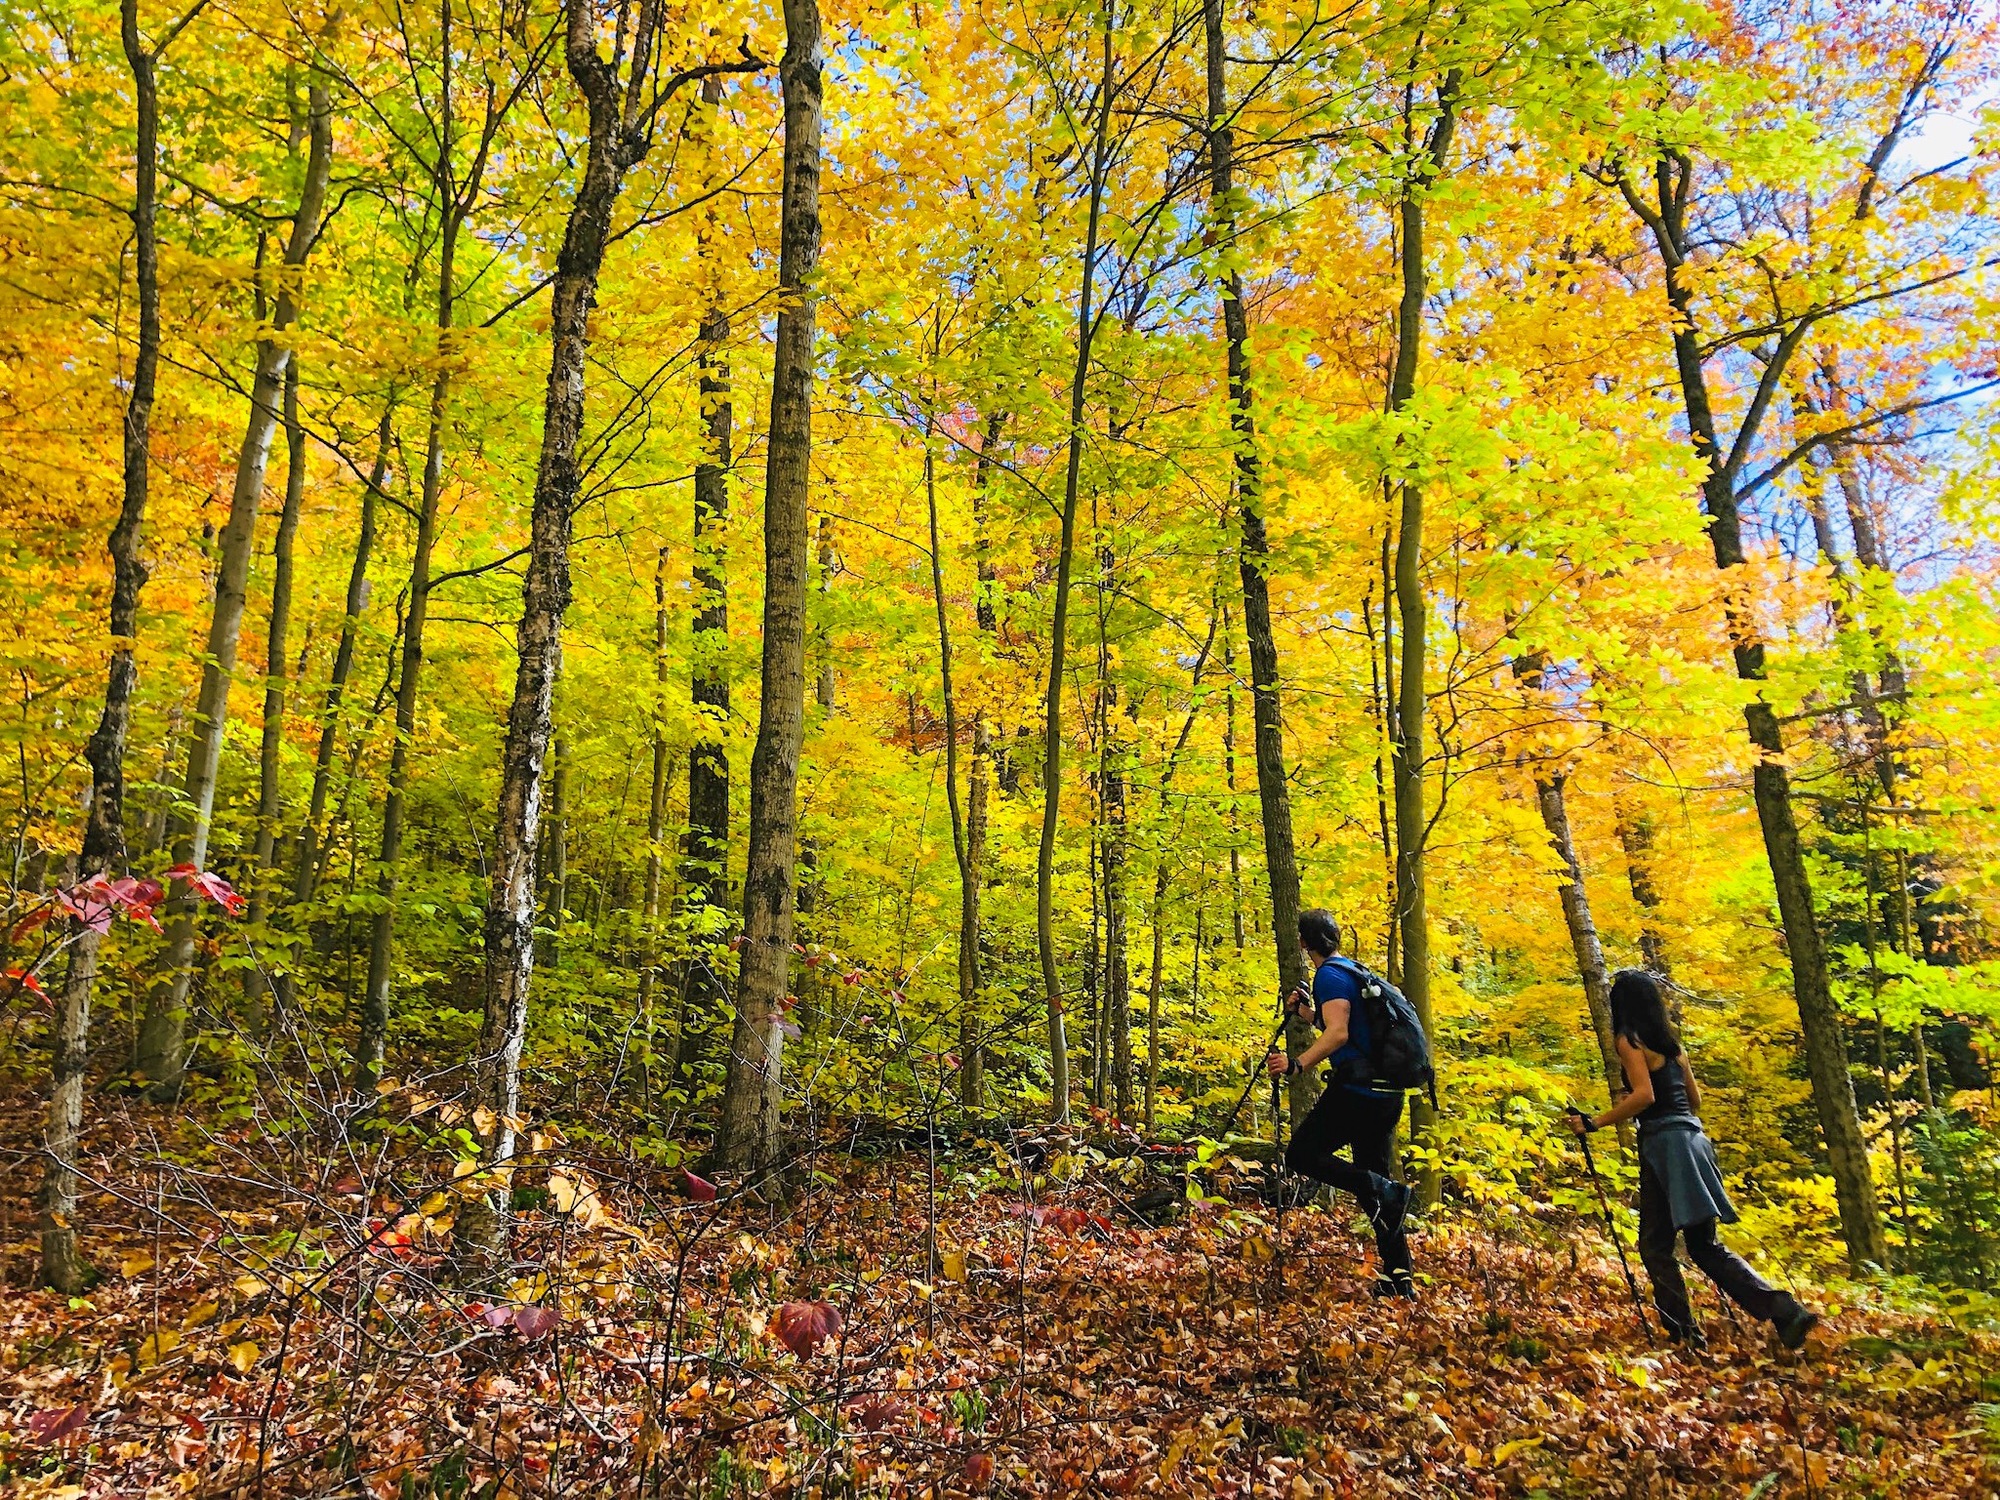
[1567,970,1819,1350]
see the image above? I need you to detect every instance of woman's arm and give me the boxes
[1679,1053,1701,1113]
[1571,1037,1654,1134]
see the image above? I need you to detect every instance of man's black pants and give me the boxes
[1637,1156,1783,1337]
[1286,1085,1411,1279]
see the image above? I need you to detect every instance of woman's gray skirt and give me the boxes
[1639,1114,1737,1230]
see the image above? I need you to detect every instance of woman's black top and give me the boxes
[1628,1042,1737,1229]
[1637,1048,1692,1124]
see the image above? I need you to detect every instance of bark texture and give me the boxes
[245,357,308,1028]
[713,0,822,1173]
[480,0,759,1165]
[1034,10,1115,1125]
[959,411,1004,1108]
[635,548,670,1097]
[680,235,733,1082]
[1386,77,1457,1199]
[38,0,170,1291]
[1622,154,1886,1268]
[293,400,389,905]
[1205,0,1308,1115]
[1535,773,1621,1103]
[138,77,332,1096]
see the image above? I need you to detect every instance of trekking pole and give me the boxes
[1206,1009,1290,1140]
[1565,1105,1653,1340]
[1271,1064,1288,1291]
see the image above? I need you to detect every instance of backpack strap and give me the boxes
[1319,957,1372,1071]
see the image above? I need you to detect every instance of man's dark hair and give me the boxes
[1298,909,1341,959]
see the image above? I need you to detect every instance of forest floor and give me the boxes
[0,1085,1995,1499]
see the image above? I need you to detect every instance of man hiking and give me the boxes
[1268,909,1416,1298]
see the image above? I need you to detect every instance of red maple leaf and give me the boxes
[512,1305,559,1340]
[165,864,247,916]
[773,1300,842,1359]
[55,881,118,934]
[11,904,53,940]
[1,967,46,1001]
[29,1404,89,1446]
[683,1168,717,1203]
[107,875,166,929]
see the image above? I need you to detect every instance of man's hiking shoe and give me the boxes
[1774,1297,1819,1351]
[1371,1178,1412,1239]
[1370,1275,1416,1301]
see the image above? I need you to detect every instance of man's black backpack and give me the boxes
[1324,956,1438,1107]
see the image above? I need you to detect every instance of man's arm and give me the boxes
[1267,998,1350,1075]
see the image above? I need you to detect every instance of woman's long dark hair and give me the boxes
[1609,969,1680,1058]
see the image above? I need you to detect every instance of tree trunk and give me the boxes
[1632,160,1887,1269]
[1140,620,1214,1133]
[1221,607,1243,951]
[635,547,670,1101]
[1815,353,1904,732]
[293,398,390,905]
[39,0,168,1290]
[1512,652,1620,1102]
[676,67,736,1082]
[245,355,308,1031]
[1534,772,1621,1105]
[1385,79,1456,1200]
[1192,903,1205,1020]
[1913,1021,1934,1110]
[1611,782,1672,986]
[1035,10,1115,1126]
[140,704,182,857]
[479,0,689,1171]
[1206,0,1308,1116]
[320,610,405,921]
[798,515,831,920]
[1363,586,1397,976]
[1145,871,1164,1132]
[356,352,449,1092]
[138,79,333,1097]
[815,514,836,710]
[1801,425,1902,812]
[959,411,1003,1109]
[712,0,822,1173]
[679,180,735,1088]
[546,729,569,962]
[923,425,980,1120]
[1086,816,1104,1107]
[1104,683,1131,1122]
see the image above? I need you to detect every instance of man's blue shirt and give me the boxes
[1312,957,1395,1097]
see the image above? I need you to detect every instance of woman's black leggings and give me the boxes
[1637,1154,1783,1336]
